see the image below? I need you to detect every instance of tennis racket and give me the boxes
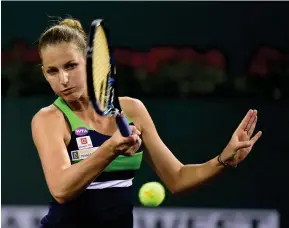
[86,19,131,137]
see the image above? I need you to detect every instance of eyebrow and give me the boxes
[46,60,76,69]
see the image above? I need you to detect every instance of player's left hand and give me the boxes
[220,109,262,167]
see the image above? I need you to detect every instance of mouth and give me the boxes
[61,87,75,94]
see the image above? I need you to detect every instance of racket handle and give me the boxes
[115,113,132,137]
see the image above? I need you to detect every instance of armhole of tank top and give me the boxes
[53,104,72,132]
[124,114,133,125]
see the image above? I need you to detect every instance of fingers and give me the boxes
[116,135,140,153]
[247,115,257,137]
[245,110,257,132]
[237,109,256,132]
[250,131,262,146]
[236,140,252,151]
[130,125,141,136]
[235,130,262,152]
[123,137,142,156]
[123,145,139,156]
[117,125,142,156]
[111,125,142,156]
[121,126,141,143]
[122,134,139,145]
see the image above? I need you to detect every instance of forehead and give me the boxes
[41,43,83,67]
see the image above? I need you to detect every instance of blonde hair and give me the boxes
[39,18,87,56]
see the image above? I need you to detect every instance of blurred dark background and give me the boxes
[2,1,289,228]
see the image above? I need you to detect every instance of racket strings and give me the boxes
[92,26,110,111]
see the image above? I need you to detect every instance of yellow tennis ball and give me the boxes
[138,182,165,207]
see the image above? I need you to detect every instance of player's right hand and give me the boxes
[109,126,142,156]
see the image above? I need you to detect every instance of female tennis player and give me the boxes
[32,18,262,228]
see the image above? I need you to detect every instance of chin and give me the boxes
[61,92,82,102]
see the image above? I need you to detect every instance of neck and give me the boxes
[62,88,92,112]
[67,96,90,112]
[61,94,116,128]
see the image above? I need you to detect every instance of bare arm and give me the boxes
[121,97,262,195]
[120,97,183,193]
[32,107,137,204]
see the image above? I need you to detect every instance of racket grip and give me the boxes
[115,113,132,137]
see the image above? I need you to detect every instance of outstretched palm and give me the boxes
[221,109,262,167]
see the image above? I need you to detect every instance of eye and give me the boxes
[46,68,58,75]
[65,63,78,70]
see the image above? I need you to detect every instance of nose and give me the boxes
[59,70,69,86]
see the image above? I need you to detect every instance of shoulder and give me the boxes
[119,96,150,131]
[119,96,145,116]
[31,104,65,130]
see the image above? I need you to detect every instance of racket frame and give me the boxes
[86,19,131,137]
